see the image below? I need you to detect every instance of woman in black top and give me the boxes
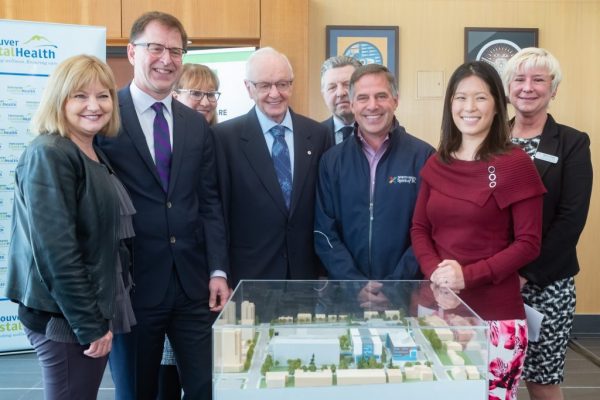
[503,47,593,400]
[6,54,135,399]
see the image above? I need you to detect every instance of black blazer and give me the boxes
[96,87,228,307]
[7,134,119,344]
[518,114,593,287]
[214,107,331,286]
[321,116,336,144]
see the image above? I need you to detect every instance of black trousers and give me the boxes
[25,327,108,399]
[158,364,182,399]
[110,270,214,400]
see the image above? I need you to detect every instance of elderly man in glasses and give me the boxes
[213,47,331,288]
[96,11,228,400]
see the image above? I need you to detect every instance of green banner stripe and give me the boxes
[184,50,254,63]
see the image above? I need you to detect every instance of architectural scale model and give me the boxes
[213,281,489,400]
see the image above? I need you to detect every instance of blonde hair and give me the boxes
[174,64,219,92]
[502,47,562,94]
[174,64,220,125]
[32,54,120,138]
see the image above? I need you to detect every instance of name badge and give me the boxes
[535,151,559,164]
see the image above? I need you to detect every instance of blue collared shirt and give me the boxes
[254,107,295,177]
[332,115,354,145]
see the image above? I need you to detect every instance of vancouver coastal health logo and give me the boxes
[0,34,58,63]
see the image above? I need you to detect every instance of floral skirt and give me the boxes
[487,319,528,400]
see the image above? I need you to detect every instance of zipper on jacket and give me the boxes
[368,181,375,274]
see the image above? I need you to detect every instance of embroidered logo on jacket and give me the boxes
[388,175,417,184]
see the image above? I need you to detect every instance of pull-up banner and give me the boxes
[183,47,256,122]
[0,19,106,352]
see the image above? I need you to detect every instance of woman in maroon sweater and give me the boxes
[411,61,545,400]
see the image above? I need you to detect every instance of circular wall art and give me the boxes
[343,41,383,65]
[476,39,521,75]
[464,28,539,76]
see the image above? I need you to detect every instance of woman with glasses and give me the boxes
[173,63,221,125]
[158,62,221,400]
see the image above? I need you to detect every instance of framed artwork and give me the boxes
[326,25,399,78]
[464,27,538,75]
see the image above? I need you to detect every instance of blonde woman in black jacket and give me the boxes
[503,47,593,400]
[6,55,135,399]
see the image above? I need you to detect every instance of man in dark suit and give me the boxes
[320,55,362,144]
[213,47,330,286]
[96,11,229,400]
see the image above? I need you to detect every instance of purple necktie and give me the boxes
[151,102,171,192]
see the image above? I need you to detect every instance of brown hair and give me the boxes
[129,11,188,50]
[349,64,398,99]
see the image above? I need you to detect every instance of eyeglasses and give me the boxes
[177,89,221,102]
[248,80,293,93]
[132,42,187,59]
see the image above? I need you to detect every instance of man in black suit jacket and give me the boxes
[320,55,362,144]
[96,11,228,400]
[214,47,331,287]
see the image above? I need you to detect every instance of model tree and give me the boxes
[339,333,350,350]
[287,358,302,375]
[261,354,274,375]
[309,354,317,372]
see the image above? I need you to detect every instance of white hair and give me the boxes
[503,47,562,94]
[245,47,294,81]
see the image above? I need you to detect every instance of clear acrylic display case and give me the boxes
[213,280,488,399]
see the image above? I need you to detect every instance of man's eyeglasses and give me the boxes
[248,80,293,93]
[177,89,221,102]
[133,42,187,59]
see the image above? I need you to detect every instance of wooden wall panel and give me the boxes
[309,0,600,314]
[0,0,122,38]
[1,0,596,313]
[260,0,310,114]
[121,0,260,43]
